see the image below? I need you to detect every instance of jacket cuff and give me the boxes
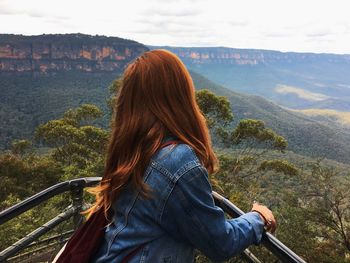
[240,212,265,245]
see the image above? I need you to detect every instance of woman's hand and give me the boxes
[251,202,277,234]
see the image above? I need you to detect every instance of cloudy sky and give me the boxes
[0,0,349,54]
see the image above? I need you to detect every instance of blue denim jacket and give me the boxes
[92,136,264,263]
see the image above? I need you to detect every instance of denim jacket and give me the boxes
[92,136,264,263]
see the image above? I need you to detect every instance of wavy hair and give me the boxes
[83,49,218,221]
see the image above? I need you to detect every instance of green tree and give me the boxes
[10,139,33,156]
[106,78,122,116]
[196,89,234,141]
[34,104,109,179]
[0,153,62,207]
[192,89,310,263]
[303,162,350,261]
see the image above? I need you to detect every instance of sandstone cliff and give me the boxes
[0,34,148,73]
[150,46,350,65]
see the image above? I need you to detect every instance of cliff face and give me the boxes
[0,34,148,73]
[150,46,350,65]
[173,48,262,65]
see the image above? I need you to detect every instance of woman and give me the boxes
[84,49,276,262]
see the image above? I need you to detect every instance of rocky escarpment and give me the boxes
[150,46,350,65]
[0,34,148,73]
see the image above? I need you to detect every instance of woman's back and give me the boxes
[92,135,264,263]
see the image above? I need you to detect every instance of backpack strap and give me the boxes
[121,243,146,263]
[159,140,182,149]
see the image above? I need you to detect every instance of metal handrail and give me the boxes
[0,177,101,262]
[213,191,307,263]
[25,230,74,249]
[0,177,306,263]
[0,206,76,261]
[0,177,101,225]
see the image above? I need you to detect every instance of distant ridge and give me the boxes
[149,45,350,65]
[0,34,349,164]
[150,46,350,113]
[0,33,141,44]
[0,33,148,73]
[190,70,350,164]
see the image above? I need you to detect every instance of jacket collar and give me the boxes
[161,133,179,144]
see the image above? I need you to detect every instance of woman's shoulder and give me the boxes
[151,142,202,179]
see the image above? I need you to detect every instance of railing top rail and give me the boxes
[0,177,101,225]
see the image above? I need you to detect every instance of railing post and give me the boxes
[0,178,101,262]
[70,181,84,229]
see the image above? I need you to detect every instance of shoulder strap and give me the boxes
[159,140,182,149]
[121,244,145,263]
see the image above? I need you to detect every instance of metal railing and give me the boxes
[212,192,307,263]
[0,177,306,263]
[0,177,100,262]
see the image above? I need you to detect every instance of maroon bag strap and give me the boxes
[121,244,146,263]
[159,140,181,149]
[56,140,181,263]
[56,208,107,263]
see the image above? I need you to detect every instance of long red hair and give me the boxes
[83,49,218,221]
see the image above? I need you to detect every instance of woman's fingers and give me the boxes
[251,203,277,234]
[265,216,277,233]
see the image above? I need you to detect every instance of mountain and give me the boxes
[1,34,350,164]
[0,34,149,150]
[149,46,350,113]
[190,71,350,164]
[0,33,147,73]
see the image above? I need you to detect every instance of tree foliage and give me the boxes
[34,104,108,178]
[1,79,349,262]
[303,162,350,258]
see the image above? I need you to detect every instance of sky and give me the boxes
[0,0,350,54]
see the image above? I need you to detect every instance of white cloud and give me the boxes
[0,0,349,54]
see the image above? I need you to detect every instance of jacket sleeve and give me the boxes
[160,164,265,262]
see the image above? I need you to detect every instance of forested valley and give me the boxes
[1,77,349,262]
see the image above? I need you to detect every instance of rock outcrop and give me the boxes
[150,46,350,65]
[0,34,148,73]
